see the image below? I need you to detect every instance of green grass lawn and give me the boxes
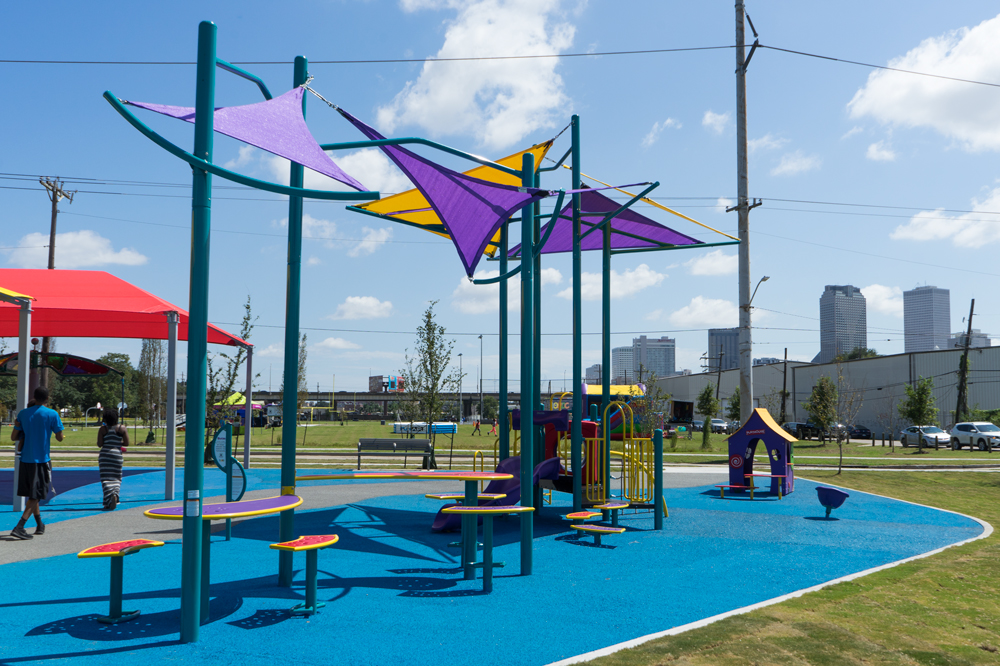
[590,470,1000,666]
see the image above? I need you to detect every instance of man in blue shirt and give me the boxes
[10,386,64,540]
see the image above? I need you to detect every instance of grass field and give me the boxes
[590,470,1000,666]
[8,422,997,470]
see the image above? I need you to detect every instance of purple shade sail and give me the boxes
[508,188,702,257]
[126,88,366,192]
[338,108,550,277]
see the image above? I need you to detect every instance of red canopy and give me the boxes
[0,269,246,347]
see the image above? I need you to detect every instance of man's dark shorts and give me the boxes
[17,462,53,500]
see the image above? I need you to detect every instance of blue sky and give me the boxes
[3,1,1000,394]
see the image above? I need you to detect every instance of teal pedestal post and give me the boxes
[499,224,509,461]
[279,55,309,588]
[519,153,535,576]
[654,428,664,530]
[201,523,211,622]
[290,550,326,616]
[462,479,477,580]
[482,515,495,593]
[97,557,140,624]
[180,20,216,643]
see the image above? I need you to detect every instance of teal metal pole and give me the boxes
[180,20,216,644]
[532,171,543,511]
[279,55,308,587]
[602,179,612,504]
[654,428,663,530]
[499,223,509,461]
[519,153,535,575]
[571,115,582,512]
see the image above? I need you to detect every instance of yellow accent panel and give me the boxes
[583,384,644,397]
[281,485,296,495]
[356,141,553,257]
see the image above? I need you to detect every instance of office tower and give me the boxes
[817,285,867,364]
[585,364,601,383]
[707,328,739,372]
[951,329,991,349]
[904,286,950,352]
[611,346,634,384]
[632,335,676,379]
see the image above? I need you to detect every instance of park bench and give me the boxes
[357,438,433,469]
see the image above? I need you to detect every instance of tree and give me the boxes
[726,386,741,423]
[898,376,938,453]
[696,384,719,451]
[482,395,499,421]
[632,366,671,438]
[86,353,137,418]
[757,388,787,421]
[803,376,837,439]
[834,347,880,362]
[204,296,257,461]
[137,339,167,427]
[833,363,865,473]
[297,333,308,408]
[401,301,458,465]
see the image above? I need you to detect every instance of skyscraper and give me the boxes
[816,285,867,364]
[611,346,634,384]
[632,335,676,379]
[707,328,739,372]
[903,285,950,352]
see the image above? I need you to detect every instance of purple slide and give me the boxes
[430,456,561,532]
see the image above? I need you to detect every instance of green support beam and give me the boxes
[571,115,582,512]
[180,19,216,644]
[279,55,309,587]
[519,153,535,575]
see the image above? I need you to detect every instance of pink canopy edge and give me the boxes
[0,269,247,347]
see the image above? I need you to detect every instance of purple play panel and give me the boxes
[126,88,366,191]
[508,188,702,256]
[146,495,301,520]
[338,108,550,277]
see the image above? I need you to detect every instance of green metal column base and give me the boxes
[290,549,326,616]
[201,526,211,624]
[482,515,494,593]
[610,511,619,528]
[97,557,141,624]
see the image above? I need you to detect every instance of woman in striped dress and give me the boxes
[97,408,129,510]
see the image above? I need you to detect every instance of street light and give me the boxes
[458,353,463,423]
[739,275,770,423]
[750,275,770,306]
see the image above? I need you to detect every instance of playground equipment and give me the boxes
[208,421,248,539]
[816,487,850,519]
[727,408,796,497]
[78,539,165,624]
[269,535,340,615]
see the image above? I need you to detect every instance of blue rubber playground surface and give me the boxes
[0,470,984,666]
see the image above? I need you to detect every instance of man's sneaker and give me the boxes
[10,527,32,540]
[34,524,45,536]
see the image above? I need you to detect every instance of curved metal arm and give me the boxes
[321,137,521,178]
[104,91,380,202]
[533,190,564,257]
[216,58,273,100]
[472,263,521,285]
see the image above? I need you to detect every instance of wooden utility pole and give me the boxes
[954,299,975,424]
[38,177,76,387]
[780,347,788,424]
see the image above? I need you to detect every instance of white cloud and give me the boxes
[841,126,863,140]
[377,0,575,150]
[847,14,1000,152]
[644,308,664,321]
[702,110,729,135]
[642,118,681,148]
[451,270,511,314]
[328,296,394,320]
[714,197,733,213]
[556,264,664,301]
[5,230,147,269]
[770,151,821,176]
[861,284,904,317]
[338,350,406,362]
[684,249,737,276]
[306,256,322,266]
[313,337,362,351]
[668,296,738,328]
[891,186,1000,247]
[266,148,411,193]
[748,133,788,153]
[224,145,257,169]
[540,267,563,286]
[348,227,393,257]
[256,344,284,358]
[274,213,339,249]
[866,140,897,161]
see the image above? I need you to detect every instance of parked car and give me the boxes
[710,418,729,434]
[949,422,1000,451]
[849,424,872,439]
[782,422,819,439]
[899,425,951,448]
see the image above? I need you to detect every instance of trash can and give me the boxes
[381,420,386,426]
